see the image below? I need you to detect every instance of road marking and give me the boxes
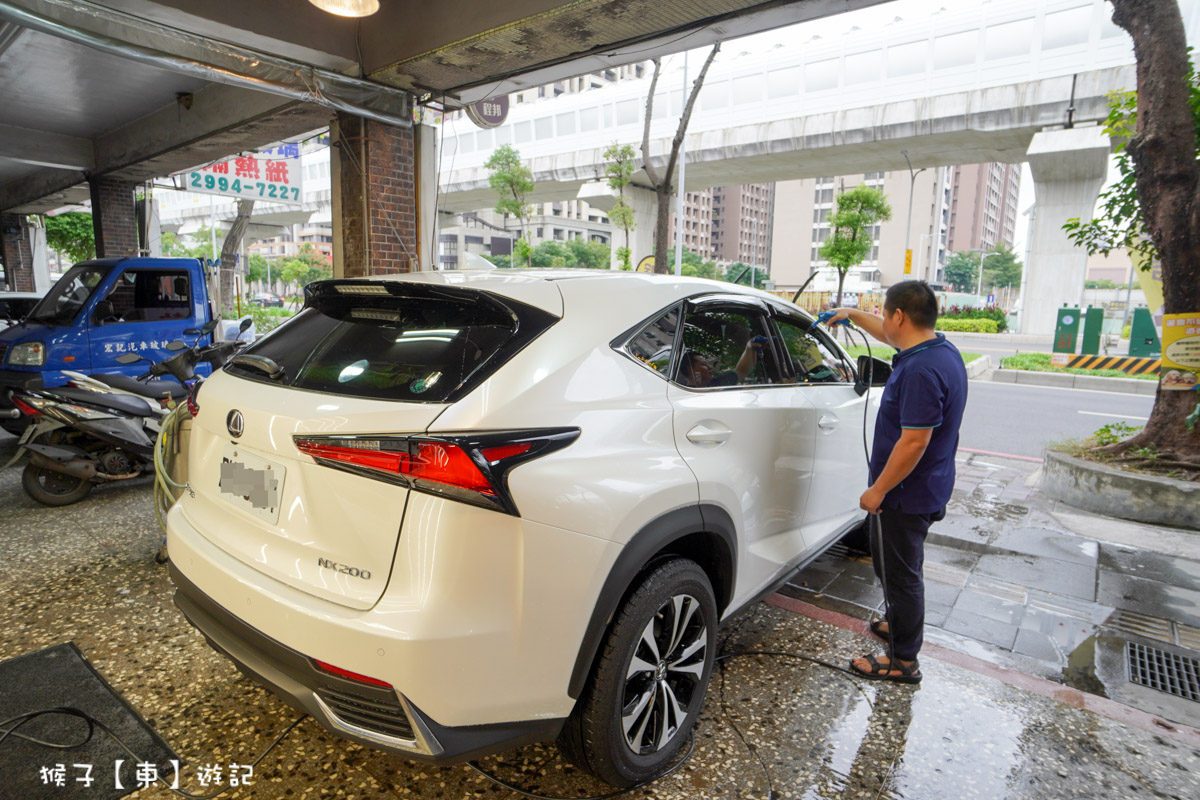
[958,446,1044,463]
[977,380,1157,398]
[1078,410,1149,421]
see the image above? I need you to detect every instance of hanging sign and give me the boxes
[1161,312,1200,391]
[176,152,304,205]
[466,96,510,129]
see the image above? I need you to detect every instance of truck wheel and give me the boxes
[559,558,716,788]
[22,464,92,506]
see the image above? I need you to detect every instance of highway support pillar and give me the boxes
[1,213,35,291]
[331,112,428,277]
[577,183,658,269]
[88,176,139,258]
[1022,127,1110,336]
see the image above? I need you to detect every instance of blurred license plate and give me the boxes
[219,445,284,523]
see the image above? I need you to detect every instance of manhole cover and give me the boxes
[1127,642,1200,702]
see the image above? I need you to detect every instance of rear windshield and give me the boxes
[225,281,558,403]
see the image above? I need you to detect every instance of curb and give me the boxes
[964,354,992,379]
[992,368,1158,395]
[1041,450,1200,531]
[941,331,1054,345]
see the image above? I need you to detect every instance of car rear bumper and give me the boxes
[170,563,564,764]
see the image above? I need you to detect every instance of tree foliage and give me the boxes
[943,245,1022,293]
[942,251,979,293]
[279,243,331,293]
[604,142,638,270]
[820,185,892,305]
[485,145,534,265]
[529,239,611,269]
[43,212,95,266]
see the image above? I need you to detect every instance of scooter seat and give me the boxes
[48,386,158,417]
[91,373,188,401]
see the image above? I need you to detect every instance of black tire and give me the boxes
[22,463,92,506]
[559,558,716,788]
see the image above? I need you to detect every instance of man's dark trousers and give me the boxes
[870,506,946,662]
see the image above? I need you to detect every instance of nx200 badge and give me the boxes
[318,557,371,580]
[226,409,244,438]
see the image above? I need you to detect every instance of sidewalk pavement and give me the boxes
[783,450,1200,730]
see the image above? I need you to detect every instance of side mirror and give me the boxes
[166,340,187,352]
[239,317,253,333]
[854,355,891,397]
[114,352,143,365]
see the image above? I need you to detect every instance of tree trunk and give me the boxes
[1110,0,1200,459]
[218,199,255,315]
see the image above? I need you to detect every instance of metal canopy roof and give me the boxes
[0,0,885,214]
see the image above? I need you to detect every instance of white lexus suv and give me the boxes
[167,269,877,786]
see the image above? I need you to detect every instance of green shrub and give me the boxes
[940,305,1008,332]
[936,318,999,333]
[1122,324,1131,340]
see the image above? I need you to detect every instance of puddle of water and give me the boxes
[950,490,1031,523]
[1061,634,1111,698]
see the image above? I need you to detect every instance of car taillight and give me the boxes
[293,429,578,515]
[312,659,393,689]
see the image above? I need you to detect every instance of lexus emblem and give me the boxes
[226,409,245,438]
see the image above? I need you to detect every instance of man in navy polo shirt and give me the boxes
[826,281,967,683]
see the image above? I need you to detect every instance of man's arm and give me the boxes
[860,427,934,514]
[732,339,761,380]
[826,307,886,344]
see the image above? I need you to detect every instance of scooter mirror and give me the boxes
[200,319,220,335]
[166,340,187,352]
[114,352,143,364]
[239,317,253,333]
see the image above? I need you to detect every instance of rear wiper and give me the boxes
[231,353,285,380]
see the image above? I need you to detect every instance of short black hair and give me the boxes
[884,280,938,329]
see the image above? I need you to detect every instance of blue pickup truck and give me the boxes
[0,256,215,433]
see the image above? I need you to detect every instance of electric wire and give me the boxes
[0,707,307,800]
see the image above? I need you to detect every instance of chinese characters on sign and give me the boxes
[1161,313,1200,391]
[103,339,169,355]
[176,149,304,205]
[466,95,510,129]
[38,760,253,790]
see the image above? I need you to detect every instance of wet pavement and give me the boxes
[1,432,1199,800]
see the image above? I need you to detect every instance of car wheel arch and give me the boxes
[566,504,736,700]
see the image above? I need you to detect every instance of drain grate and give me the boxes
[1127,642,1200,702]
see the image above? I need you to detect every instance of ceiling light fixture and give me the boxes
[307,0,380,18]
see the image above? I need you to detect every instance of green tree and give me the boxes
[531,241,571,268]
[604,142,638,270]
[160,231,191,258]
[1069,0,1200,463]
[722,261,768,290]
[666,248,721,280]
[1085,278,1120,289]
[43,212,95,266]
[942,251,979,293]
[245,254,269,284]
[982,244,1022,291]
[566,238,610,268]
[279,243,331,296]
[485,145,534,266]
[483,253,513,269]
[187,223,224,262]
[820,185,892,307]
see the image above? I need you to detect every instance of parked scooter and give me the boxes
[6,319,249,506]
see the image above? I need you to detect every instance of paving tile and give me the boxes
[1097,544,1200,593]
[820,569,884,610]
[1013,627,1063,663]
[924,542,980,572]
[789,561,841,594]
[924,601,953,629]
[924,579,963,610]
[952,588,1027,627]
[1097,570,1200,629]
[1019,604,1098,657]
[942,607,1019,650]
[973,553,1096,601]
[989,527,1099,567]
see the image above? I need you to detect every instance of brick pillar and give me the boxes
[1,214,35,291]
[88,175,140,258]
[333,113,417,277]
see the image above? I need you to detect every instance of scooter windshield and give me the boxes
[26,264,111,327]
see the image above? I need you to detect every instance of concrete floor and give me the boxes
[2,434,1199,800]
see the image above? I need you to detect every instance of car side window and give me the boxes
[621,304,679,376]
[97,269,191,324]
[772,315,852,384]
[673,304,779,388]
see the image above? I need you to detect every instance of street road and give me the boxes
[959,380,1155,460]
[948,333,1053,360]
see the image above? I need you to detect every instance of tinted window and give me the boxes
[0,297,38,321]
[674,304,779,388]
[621,305,680,375]
[96,269,190,324]
[27,264,109,326]
[772,315,852,383]
[225,282,556,403]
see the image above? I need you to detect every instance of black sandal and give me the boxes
[869,619,889,641]
[849,654,922,684]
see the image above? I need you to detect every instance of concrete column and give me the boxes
[1021,127,1110,335]
[331,112,417,278]
[576,183,657,270]
[88,175,139,258]
[1,213,35,291]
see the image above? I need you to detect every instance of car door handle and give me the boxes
[818,414,838,431]
[686,423,731,447]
